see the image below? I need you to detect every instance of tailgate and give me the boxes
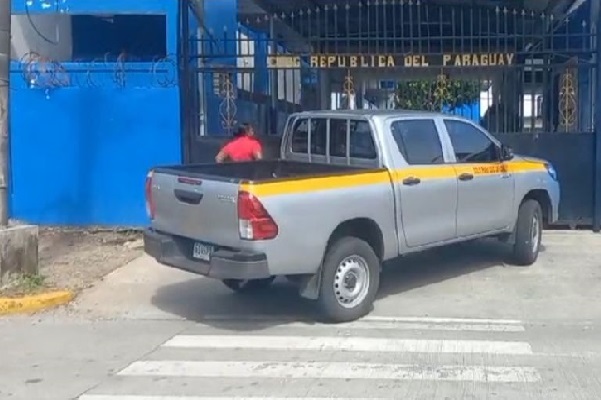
[151,171,241,247]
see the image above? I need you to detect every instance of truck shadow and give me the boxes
[378,239,514,297]
[151,239,535,331]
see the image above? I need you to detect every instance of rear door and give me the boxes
[441,118,515,236]
[151,170,242,247]
[389,118,458,248]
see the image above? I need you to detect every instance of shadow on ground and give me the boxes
[151,239,529,331]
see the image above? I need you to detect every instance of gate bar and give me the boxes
[595,7,601,233]
[179,0,192,163]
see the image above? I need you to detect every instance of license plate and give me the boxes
[192,242,213,261]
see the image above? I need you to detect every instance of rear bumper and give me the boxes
[143,229,272,280]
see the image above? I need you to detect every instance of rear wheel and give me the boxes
[512,199,543,266]
[222,276,275,293]
[317,237,380,323]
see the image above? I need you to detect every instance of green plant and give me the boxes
[395,78,481,111]
[17,274,46,291]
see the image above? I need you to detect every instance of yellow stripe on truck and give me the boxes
[454,161,547,176]
[241,161,547,197]
[240,170,392,197]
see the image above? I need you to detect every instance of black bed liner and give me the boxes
[153,160,385,183]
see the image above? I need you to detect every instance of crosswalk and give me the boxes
[78,315,546,400]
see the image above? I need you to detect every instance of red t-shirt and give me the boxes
[221,136,262,162]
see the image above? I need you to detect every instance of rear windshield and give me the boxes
[289,117,377,161]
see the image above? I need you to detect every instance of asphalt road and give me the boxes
[1,232,601,400]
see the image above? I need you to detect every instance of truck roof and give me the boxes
[291,109,464,120]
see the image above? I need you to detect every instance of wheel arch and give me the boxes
[297,217,384,300]
[521,189,552,227]
[325,218,385,261]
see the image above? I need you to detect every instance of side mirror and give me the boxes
[500,144,514,161]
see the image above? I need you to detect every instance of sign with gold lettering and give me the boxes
[442,53,514,67]
[266,53,515,69]
[267,55,301,69]
[309,54,399,68]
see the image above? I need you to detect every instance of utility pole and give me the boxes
[0,0,9,226]
[594,5,601,233]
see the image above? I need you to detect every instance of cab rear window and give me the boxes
[330,120,377,160]
[290,117,377,160]
[290,118,327,155]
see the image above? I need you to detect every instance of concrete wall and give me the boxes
[11,14,73,61]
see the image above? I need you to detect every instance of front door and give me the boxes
[442,119,515,237]
[389,118,458,248]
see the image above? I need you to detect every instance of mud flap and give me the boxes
[298,271,321,300]
[498,228,516,245]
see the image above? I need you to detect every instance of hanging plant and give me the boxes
[395,77,481,111]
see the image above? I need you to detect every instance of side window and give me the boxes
[290,118,327,155]
[329,119,377,160]
[390,119,444,165]
[444,120,498,163]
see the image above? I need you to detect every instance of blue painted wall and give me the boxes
[9,86,181,225]
[443,103,481,122]
[10,0,182,226]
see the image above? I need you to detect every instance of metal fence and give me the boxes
[183,1,597,138]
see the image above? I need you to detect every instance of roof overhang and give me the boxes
[239,0,580,17]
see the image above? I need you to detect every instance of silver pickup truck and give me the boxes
[144,110,559,322]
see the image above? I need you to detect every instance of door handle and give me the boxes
[174,189,203,205]
[458,173,474,181]
[402,177,421,186]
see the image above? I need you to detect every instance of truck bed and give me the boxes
[150,160,386,247]
[154,160,377,183]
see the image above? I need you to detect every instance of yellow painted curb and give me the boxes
[0,291,75,316]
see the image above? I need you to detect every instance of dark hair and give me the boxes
[233,123,252,137]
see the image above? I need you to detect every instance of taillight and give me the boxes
[237,191,278,240]
[145,171,155,220]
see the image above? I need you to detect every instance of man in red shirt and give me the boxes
[215,123,263,163]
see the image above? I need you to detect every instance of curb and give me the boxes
[0,291,75,316]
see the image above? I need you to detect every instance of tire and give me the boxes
[317,237,380,323]
[512,199,543,266]
[222,276,275,293]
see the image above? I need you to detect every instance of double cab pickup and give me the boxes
[144,110,560,322]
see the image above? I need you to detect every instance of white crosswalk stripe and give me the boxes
[118,361,541,383]
[163,334,533,354]
[79,397,393,400]
[78,316,542,399]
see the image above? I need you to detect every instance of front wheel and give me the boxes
[222,276,275,294]
[512,199,543,266]
[317,237,380,323]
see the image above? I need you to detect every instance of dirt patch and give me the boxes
[1,227,143,297]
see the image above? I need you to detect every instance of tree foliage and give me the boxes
[395,77,481,111]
